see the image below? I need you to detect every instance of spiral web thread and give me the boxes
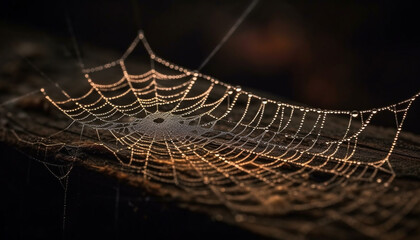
[14,32,419,237]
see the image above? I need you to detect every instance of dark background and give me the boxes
[1,1,420,239]
[1,0,420,132]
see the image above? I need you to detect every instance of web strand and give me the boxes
[64,0,85,69]
[198,0,259,71]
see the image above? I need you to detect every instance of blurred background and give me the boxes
[1,0,420,132]
[1,1,420,239]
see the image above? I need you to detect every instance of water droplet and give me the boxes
[262,98,268,104]
[376,178,382,183]
[227,90,233,95]
[351,110,359,118]
[372,108,378,114]
[235,86,242,92]
[203,176,209,184]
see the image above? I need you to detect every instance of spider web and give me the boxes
[13,30,414,238]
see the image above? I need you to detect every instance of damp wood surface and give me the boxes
[1,26,420,240]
